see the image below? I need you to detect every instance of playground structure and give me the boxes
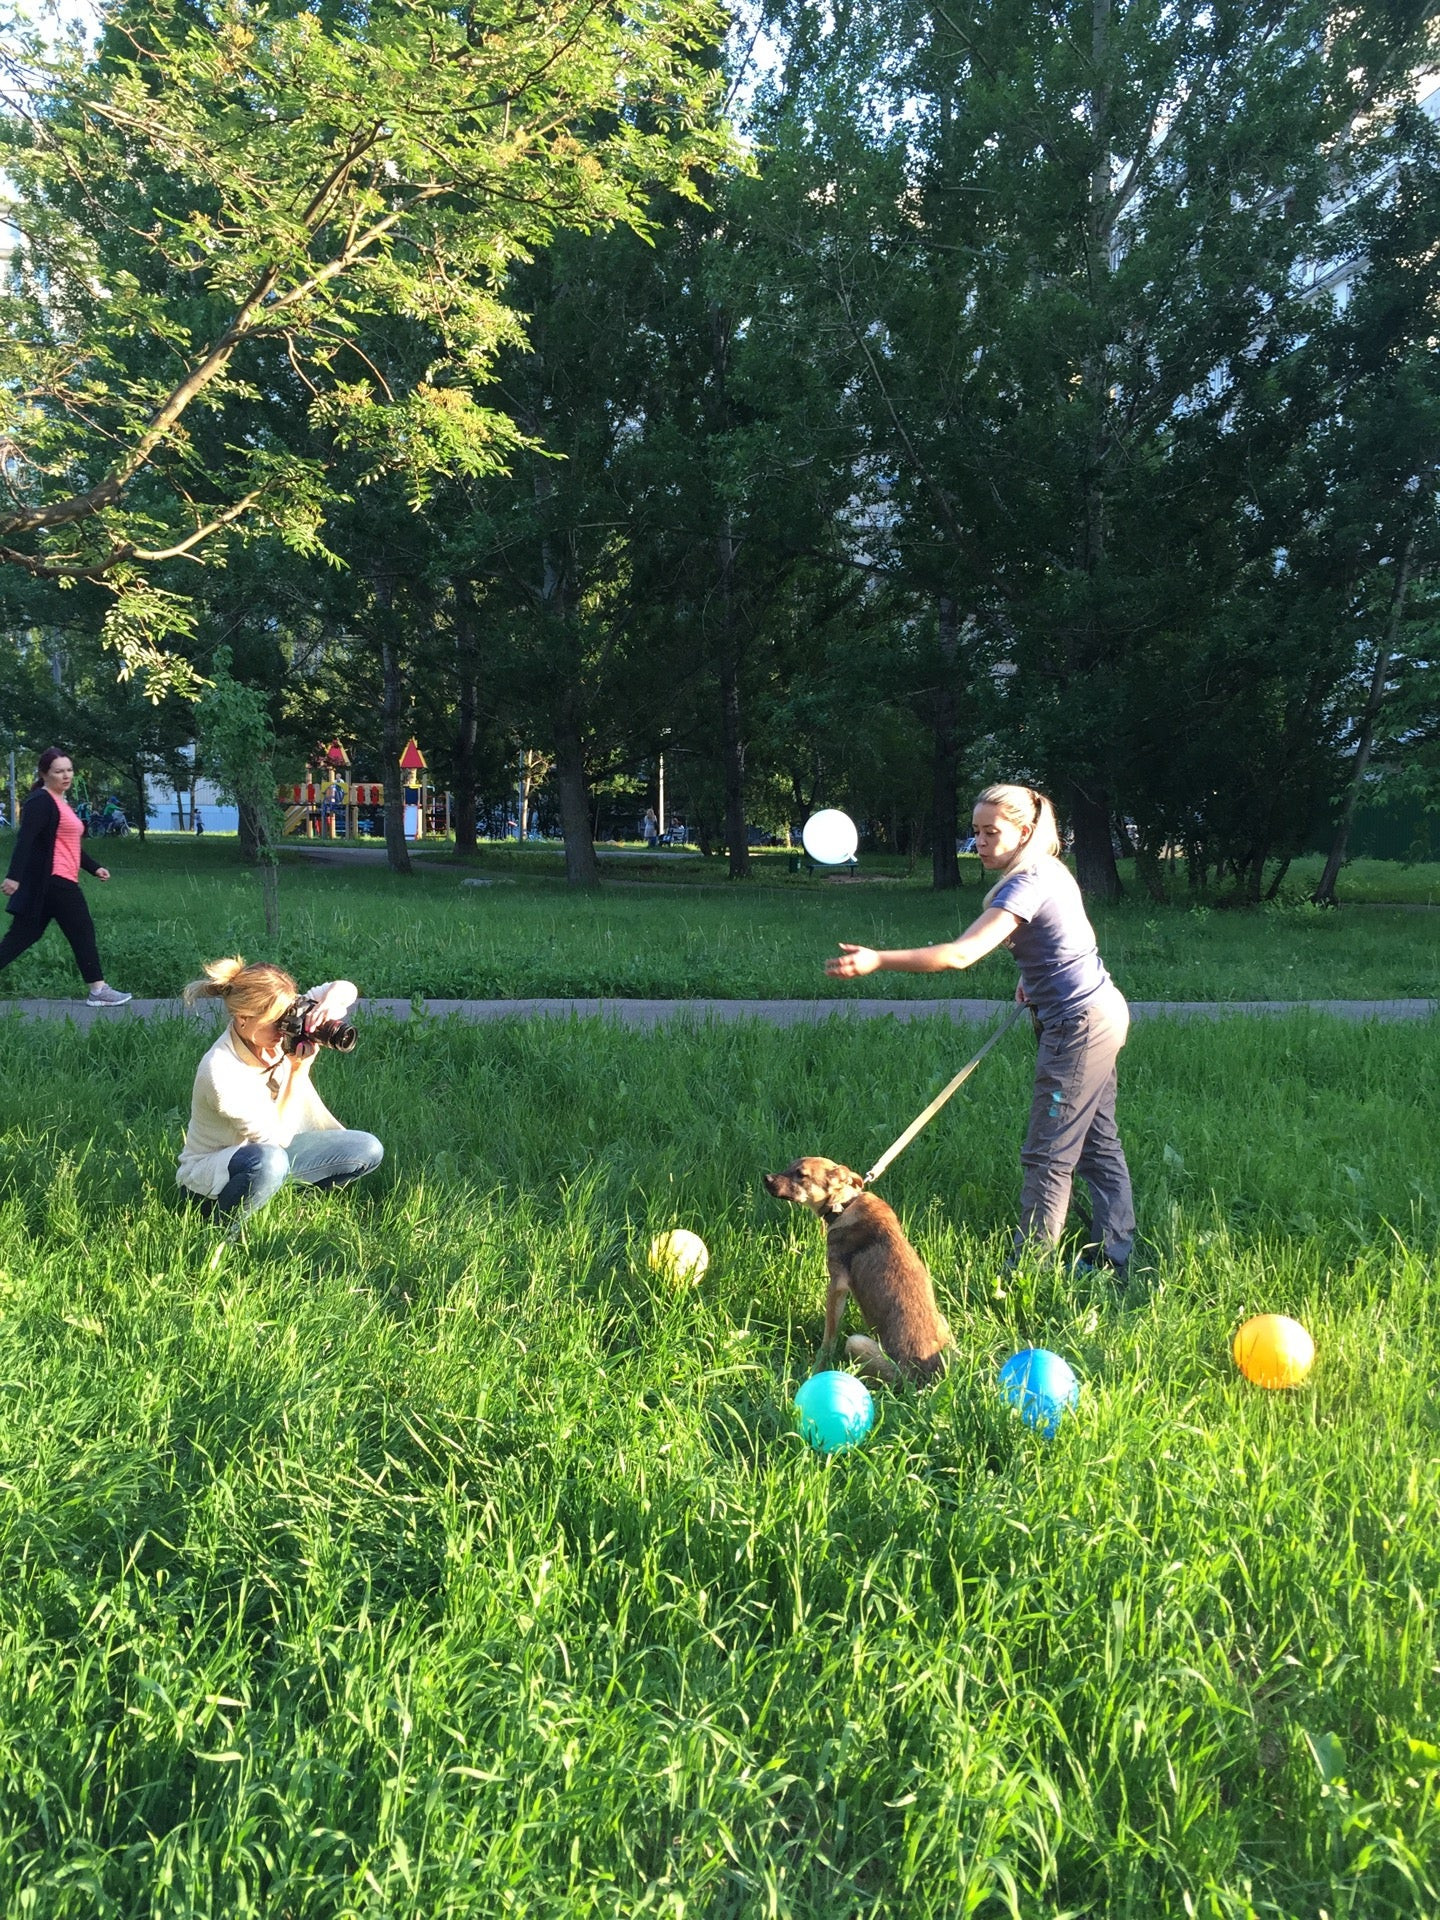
[280,739,449,840]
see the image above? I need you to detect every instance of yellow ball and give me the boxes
[1232,1313,1315,1389]
[648,1228,710,1286]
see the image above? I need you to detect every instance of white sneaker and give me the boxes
[86,984,133,1007]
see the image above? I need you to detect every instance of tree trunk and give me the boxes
[125,756,145,840]
[1243,750,1290,902]
[238,796,260,861]
[1064,0,1123,910]
[259,855,280,942]
[1135,841,1167,903]
[716,521,751,881]
[931,593,962,891]
[453,671,478,856]
[531,449,598,885]
[1070,780,1122,901]
[719,655,749,879]
[380,632,413,878]
[555,716,600,887]
[451,588,481,856]
[706,294,751,884]
[1314,531,1417,906]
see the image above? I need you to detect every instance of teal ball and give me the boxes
[794,1371,875,1454]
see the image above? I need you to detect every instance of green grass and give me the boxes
[1279,854,1440,905]
[0,839,1436,1003]
[0,1009,1437,1916]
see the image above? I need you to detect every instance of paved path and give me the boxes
[1,995,1434,1031]
[287,843,704,865]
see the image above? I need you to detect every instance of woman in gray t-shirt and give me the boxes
[826,782,1135,1278]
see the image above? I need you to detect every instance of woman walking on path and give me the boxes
[0,749,131,1006]
[178,957,383,1221]
[826,783,1135,1278]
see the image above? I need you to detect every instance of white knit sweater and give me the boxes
[176,982,352,1198]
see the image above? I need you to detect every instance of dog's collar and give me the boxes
[823,1190,865,1222]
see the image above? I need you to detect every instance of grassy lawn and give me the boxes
[1280,854,1440,905]
[0,838,1436,1002]
[0,1008,1437,1916]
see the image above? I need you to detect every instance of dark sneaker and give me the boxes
[1074,1246,1128,1286]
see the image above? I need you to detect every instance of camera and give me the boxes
[278,995,358,1057]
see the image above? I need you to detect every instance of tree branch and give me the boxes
[0,490,262,577]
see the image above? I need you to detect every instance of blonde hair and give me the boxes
[183,955,296,1025]
[975,783,1062,904]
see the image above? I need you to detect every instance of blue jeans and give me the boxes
[209,1129,384,1218]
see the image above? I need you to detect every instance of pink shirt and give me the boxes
[51,796,84,881]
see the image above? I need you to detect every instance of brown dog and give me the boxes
[763,1155,951,1386]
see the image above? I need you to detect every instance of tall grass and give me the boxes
[0,1010,1436,1915]
[0,841,1435,1003]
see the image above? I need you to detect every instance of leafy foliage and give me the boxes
[0,0,739,678]
[2,0,1438,892]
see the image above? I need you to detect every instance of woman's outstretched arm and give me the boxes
[825,906,1020,978]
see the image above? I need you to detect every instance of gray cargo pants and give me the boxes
[1016,981,1135,1267]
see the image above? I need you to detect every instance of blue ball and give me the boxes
[998,1347,1080,1438]
[794,1370,876,1454]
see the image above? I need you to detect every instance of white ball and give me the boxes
[648,1228,710,1285]
[801,809,859,865]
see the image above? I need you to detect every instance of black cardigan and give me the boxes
[4,788,101,918]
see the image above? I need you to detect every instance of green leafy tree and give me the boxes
[0,0,737,685]
[605,157,877,880]
[196,649,282,936]
[757,0,1439,897]
[1307,102,1440,904]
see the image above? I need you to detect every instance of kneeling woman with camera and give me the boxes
[178,956,383,1219]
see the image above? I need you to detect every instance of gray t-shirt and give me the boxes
[988,857,1112,1024]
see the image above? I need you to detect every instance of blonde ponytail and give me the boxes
[976,783,1063,904]
[184,956,296,1023]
